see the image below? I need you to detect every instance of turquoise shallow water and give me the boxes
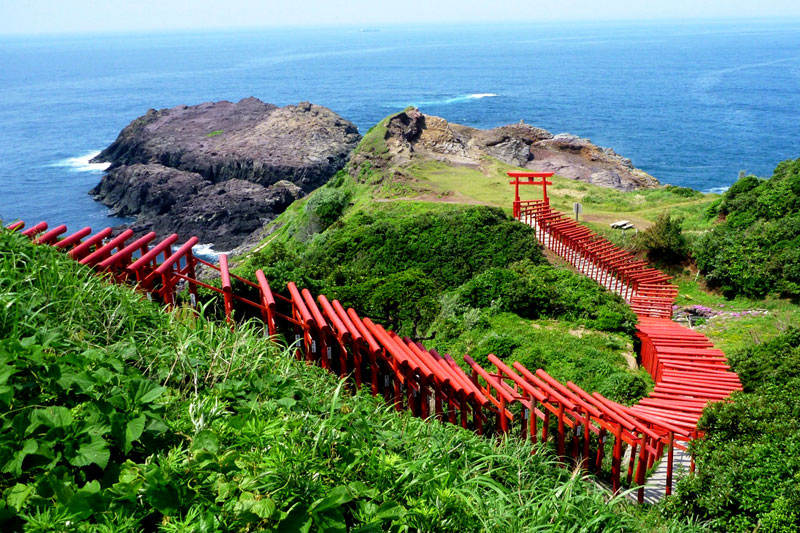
[1,20,799,231]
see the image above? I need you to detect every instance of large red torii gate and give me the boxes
[508,171,555,218]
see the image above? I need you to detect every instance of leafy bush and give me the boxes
[669,328,800,531]
[694,159,800,298]
[335,268,440,336]
[473,332,522,363]
[455,267,541,315]
[305,185,351,229]
[511,262,637,334]
[441,261,636,336]
[704,198,723,220]
[632,211,687,264]
[693,218,800,297]
[245,205,545,335]
[664,185,702,198]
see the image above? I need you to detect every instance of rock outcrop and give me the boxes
[90,98,360,248]
[353,108,658,191]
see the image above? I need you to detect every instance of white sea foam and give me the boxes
[50,150,110,172]
[193,243,227,262]
[704,186,730,194]
[405,93,499,107]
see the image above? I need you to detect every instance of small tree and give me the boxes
[633,212,687,264]
[367,268,438,336]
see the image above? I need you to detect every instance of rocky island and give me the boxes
[90,97,361,249]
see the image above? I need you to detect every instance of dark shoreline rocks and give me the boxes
[90,98,360,249]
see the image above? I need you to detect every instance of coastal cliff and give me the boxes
[351,109,658,191]
[90,98,360,249]
[90,102,658,249]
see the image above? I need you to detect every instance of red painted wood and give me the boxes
[11,211,744,503]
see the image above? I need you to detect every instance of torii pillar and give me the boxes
[508,171,555,218]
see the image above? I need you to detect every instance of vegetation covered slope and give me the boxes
[695,158,800,298]
[244,202,545,334]
[234,113,755,404]
[0,229,706,531]
[348,111,719,231]
[667,327,800,532]
[238,172,647,403]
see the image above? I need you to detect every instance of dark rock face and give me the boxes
[90,164,207,219]
[526,133,656,191]
[90,98,360,248]
[92,164,303,250]
[363,109,658,191]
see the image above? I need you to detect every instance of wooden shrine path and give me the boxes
[6,212,740,503]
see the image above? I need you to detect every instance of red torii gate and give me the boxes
[508,171,554,217]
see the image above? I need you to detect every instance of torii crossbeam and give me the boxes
[508,171,555,217]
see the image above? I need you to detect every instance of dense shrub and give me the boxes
[664,185,702,198]
[512,262,637,334]
[693,217,800,297]
[245,205,545,335]
[694,158,800,298]
[473,332,522,363]
[455,267,548,316]
[444,262,635,336]
[335,268,440,336]
[632,211,687,264]
[669,328,800,531]
[305,185,351,229]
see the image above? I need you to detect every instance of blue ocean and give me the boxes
[1,20,799,232]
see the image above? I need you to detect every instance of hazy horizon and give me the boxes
[3,0,800,36]
[4,17,800,39]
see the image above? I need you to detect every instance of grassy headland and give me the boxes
[234,112,800,530]
[4,108,798,530]
[235,174,649,404]
[237,112,798,406]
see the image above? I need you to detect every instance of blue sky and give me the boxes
[3,0,800,35]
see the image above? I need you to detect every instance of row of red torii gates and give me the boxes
[6,172,741,502]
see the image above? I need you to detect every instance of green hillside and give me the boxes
[4,110,799,531]
[236,175,648,405]
[695,158,800,298]
[231,116,800,531]
[233,113,730,406]
[0,224,703,531]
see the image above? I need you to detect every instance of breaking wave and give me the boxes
[193,243,227,262]
[401,93,499,107]
[50,151,110,172]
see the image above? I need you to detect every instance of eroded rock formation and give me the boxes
[90,98,360,249]
[353,108,658,191]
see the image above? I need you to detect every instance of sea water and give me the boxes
[1,19,799,233]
